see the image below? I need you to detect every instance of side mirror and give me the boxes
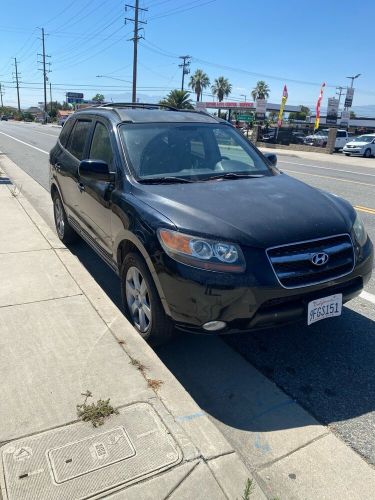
[79,159,115,183]
[264,152,277,167]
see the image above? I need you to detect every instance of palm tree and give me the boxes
[211,77,232,102]
[159,89,194,109]
[189,69,210,101]
[251,81,270,101]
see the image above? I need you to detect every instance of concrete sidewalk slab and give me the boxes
[0,196,49,254]
[0,249,81,307]
[259,432,375,500]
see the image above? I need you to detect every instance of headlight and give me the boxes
[353,213,367,246]
[158,229,246,273]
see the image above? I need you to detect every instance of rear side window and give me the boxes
[89,122,113,167]
[66,120,91,160]
[59,118,74,147]
[337,131,346,138]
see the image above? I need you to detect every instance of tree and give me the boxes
[211,76,232,102]
[251,80,270,101]
[92,93,105,103]
[350,111,356,119]
[289,105,310,121]
[159,89,194,109]
[189,69,210,102]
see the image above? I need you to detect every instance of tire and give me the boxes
[364,148,371,158]
[52,192,80,245]
[121,252,174,345]
[345,153,350,156]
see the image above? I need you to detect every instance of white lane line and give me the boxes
[279,160,375,178]
[26,129,59,138]
[0,131,49,155]
[284,169,375,188]
[360,291,375,305]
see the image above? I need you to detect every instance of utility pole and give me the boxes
[125,1,148,103]
[37,27,51,123]
[0,83,4,107]
[49,81,53,115]
[13,58,21,113]
[335,86,345,108]
[179,55,191,91]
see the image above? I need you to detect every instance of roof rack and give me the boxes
[100,102,179,111]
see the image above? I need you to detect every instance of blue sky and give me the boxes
[1,0,375,112]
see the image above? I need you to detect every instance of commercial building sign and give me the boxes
[197,101,254,109]
[66,92,84,104]
[255,98,267,120]
[344,87,354,108]
[340,109,350,126]
[326,97,339,125]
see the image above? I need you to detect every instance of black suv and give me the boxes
[49,104,373,344]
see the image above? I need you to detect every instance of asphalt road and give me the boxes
[1,120,375,466]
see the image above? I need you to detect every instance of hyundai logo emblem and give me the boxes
[311,252,329,266]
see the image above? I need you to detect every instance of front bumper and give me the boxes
[343,148,363,155]
[154,238,374,334]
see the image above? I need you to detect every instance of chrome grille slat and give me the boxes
[267,234,355,289]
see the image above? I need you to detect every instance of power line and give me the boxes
[148,0,217,20]
[125,0,148,102]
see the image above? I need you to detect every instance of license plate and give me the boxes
[307,293,342,325]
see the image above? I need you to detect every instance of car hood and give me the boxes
[132,174,355,248]
[345,141,369,147]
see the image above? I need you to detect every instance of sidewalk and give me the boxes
[0,168,263,498]
[1,154,375,499]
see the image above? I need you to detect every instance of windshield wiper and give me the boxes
[138,176,194,184]
[203,172,264,181]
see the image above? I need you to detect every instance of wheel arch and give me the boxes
[116,232,171,317]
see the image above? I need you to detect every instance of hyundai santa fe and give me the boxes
[49,103,373,344]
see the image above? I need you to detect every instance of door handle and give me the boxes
[77,182,85,192]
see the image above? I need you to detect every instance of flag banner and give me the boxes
[314,82,326,130]
[277,85,288,127]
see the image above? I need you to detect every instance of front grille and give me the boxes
[267,234,355,288]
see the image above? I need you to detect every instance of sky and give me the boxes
[1,0,375,113]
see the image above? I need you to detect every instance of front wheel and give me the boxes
[121,253,174,345]
[364,148,371,158]
[345,153,350,156]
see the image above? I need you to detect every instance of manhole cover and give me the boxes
[0,402,182,499]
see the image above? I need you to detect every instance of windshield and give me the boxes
[352,135,374,142]
[119,123,272,181]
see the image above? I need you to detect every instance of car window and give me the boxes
[337,131,346,138]
[59,118,74,147]
[119,123,271,180]
[66,120,91,160]
[89,122,113,167]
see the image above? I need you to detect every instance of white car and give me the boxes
[304,129,350,151]
[343,134,375,158]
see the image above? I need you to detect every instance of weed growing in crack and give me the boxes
[76,390,119,427]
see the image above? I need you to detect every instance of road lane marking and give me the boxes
[0,131,49,155]
[25,129,59,138]
[279,158,375,171]
[360,291,375,305]
[355,206,375,215]
[284,169,375,188]
[279,161,375,178]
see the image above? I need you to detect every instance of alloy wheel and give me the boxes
[125,266,152,335]
[54,197,65,238]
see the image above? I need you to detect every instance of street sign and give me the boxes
[238,114,253,122]
[344,87,354,108]
[66,92,84,99]
[255,98,267,120]
[340,109,350,126]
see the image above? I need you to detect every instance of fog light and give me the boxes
[202,321,227,332]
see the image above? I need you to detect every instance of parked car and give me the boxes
[342,134,375,157]
[0,115,8,121]
[262,128,306,145]
[304,129,350,151]
[49,104,373,344]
